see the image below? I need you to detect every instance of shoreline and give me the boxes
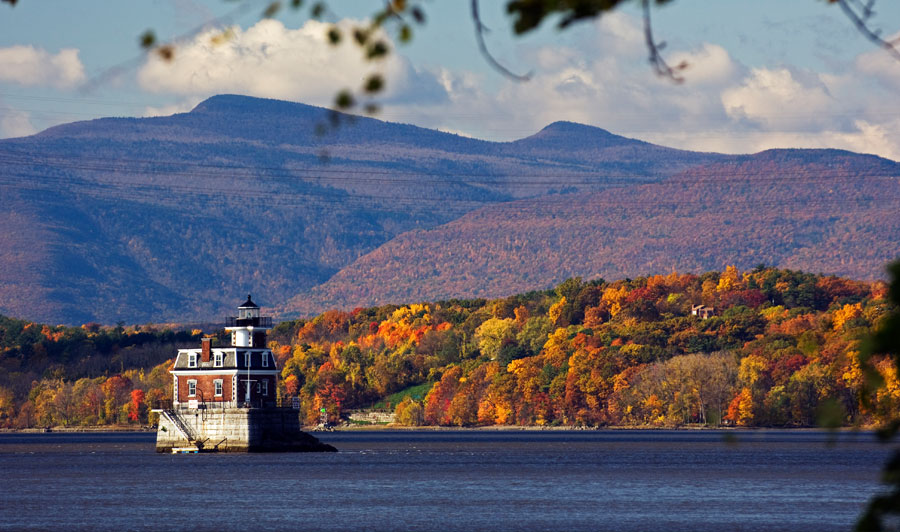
[0,424,876,434]
[1,426,156,433]
[319,424,871,432]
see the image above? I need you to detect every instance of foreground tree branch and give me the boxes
[838,0,900,62]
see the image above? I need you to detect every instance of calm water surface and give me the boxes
[0,430,893,532]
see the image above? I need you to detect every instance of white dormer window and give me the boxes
[188,353,198,368]
[214,352,223,368]
[262,353,269,367]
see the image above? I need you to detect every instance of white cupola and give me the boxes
[225,294,272,347]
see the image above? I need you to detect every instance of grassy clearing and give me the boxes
[370,382,433,411]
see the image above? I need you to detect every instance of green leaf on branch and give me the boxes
[399,24,412,43]
[367,40,389,59]
[139,30,156,49]
[262,1,281,18]
[364,74,384,94]
[334,90,355,110]
[327,26,342,45]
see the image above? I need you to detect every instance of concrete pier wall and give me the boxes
[156,407,334,452]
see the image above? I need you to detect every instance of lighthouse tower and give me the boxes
[227,294,271,348]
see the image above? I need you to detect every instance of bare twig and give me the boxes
[79,1,258,94]
[471,0,531,81]
[838,0,900,61]
[642,0,686,83]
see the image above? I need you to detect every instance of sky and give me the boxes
[1,0,900,159]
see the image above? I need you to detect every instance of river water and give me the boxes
[0,430,893,532]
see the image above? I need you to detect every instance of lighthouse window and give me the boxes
[214,352,223,368]
[188,380,197,397]
[188,353,197,368]
[214,380,223,397]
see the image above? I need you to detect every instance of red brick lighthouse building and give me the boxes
[171,295,278,408]
[156,296,335,452]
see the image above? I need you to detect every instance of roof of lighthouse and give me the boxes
[238,294,259,309]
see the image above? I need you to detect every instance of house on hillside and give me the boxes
[691,304,715,319]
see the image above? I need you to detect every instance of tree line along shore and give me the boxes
[0,266,896,430]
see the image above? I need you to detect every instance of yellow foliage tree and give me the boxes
[738,355,768,388]
[394,397,425,426]
[548,297,567,325]
[832,302,863,331]
[717,265,742,292]
[601,286,628,318]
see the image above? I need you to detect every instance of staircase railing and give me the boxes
[162,409,197,443]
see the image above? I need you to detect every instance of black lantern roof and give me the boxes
[238,294,259,309]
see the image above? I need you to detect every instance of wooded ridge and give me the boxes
[1,94,898,324]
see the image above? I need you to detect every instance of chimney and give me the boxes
[201,337,211,363]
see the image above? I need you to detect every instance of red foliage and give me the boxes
[128,389,145,422]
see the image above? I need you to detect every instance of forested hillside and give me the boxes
[3,267,896,430]
[3,95,899,324]
[284,149,900,315]
[0,95,713,324]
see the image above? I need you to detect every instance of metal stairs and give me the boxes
[162,409,198,444]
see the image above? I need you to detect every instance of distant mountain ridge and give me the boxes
[0,94,897,324]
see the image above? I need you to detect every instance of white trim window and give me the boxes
[245,352,251,368]
[188,353,198,368]
[214,379,223,397]
[214,351,223,368]
[262,353,269,367]
[187,379,197,397]
[261,380,268,396]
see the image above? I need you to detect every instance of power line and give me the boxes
[0,149,897,188]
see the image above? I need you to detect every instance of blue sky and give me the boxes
[1,0,899,158]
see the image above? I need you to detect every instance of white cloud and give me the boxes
[0,107,37,138]
[137,18,446,106]
[0,46,85,88]
[854,35,900,91]
[129,11,900,161]
[377,12,900,161]
[721,67,834,131]
[669,43,741,86]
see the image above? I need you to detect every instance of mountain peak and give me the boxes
[514,120,644,149]
[190,94,323,117]
[541,121,613,135]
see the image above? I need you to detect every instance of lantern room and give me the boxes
[226,294,272,347]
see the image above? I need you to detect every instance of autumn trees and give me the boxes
[0,320,193,428]
[260,266,893,429]
[0,266,894,430]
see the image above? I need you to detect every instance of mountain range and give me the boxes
[1,94,897,324]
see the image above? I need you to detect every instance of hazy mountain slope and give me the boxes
[0,94,719,324]
[281,149,900,316]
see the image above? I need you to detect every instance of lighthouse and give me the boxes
[170,295,277,409]
[155,296,335,453]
